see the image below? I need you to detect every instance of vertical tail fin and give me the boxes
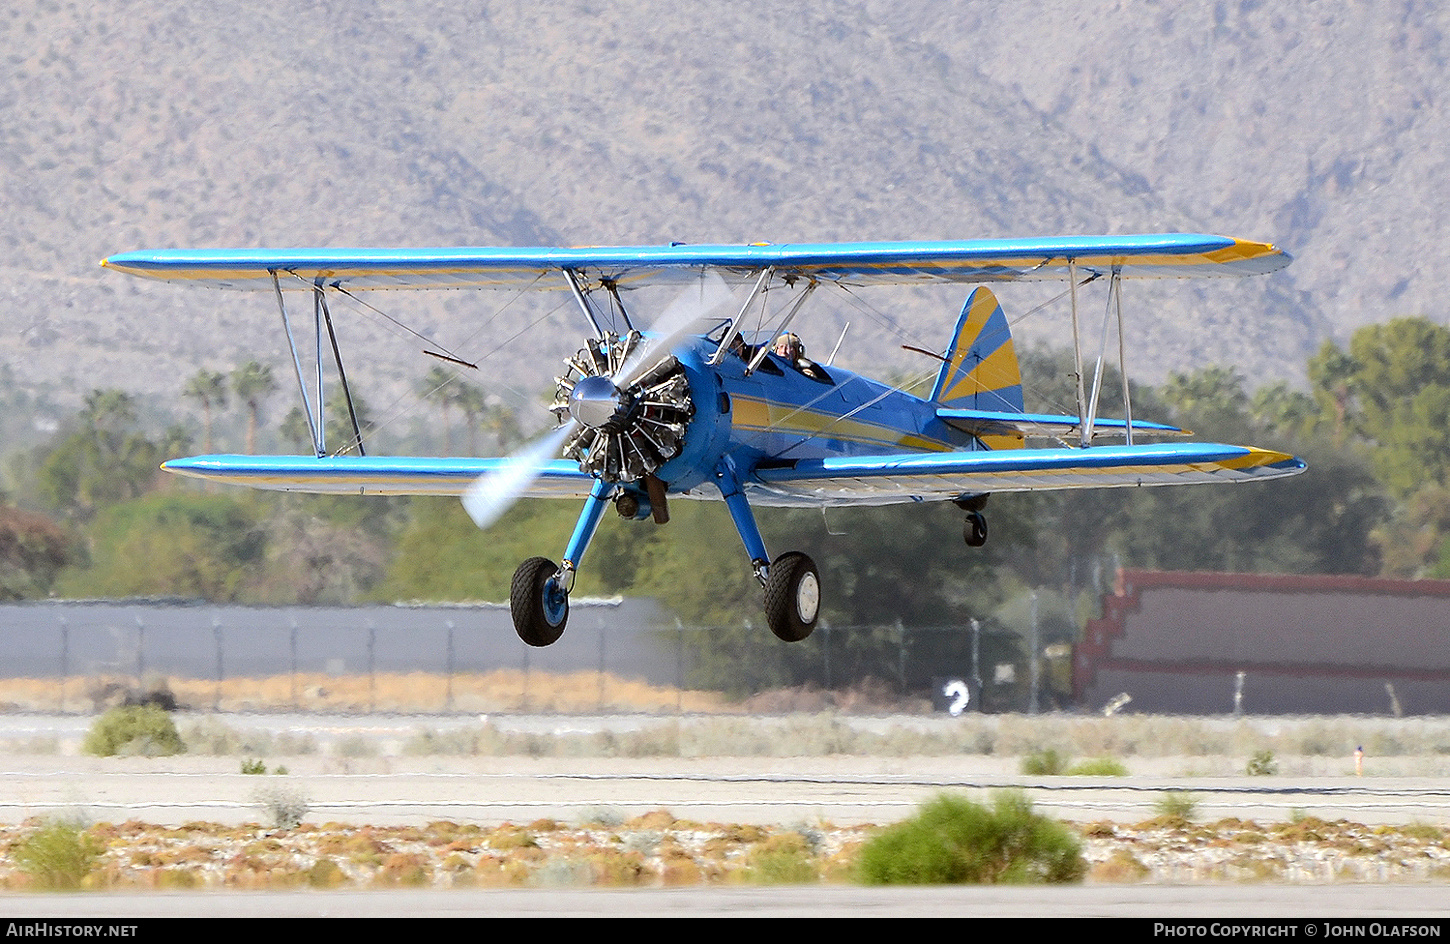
[931,287,1024,449]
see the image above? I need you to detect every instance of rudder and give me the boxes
[933,285,1024,400]
[931,287,1024,449]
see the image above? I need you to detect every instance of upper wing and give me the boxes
[100,234,1290,292]
[160,454,596,498]
[747,442,1306,507]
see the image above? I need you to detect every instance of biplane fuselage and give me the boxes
[660,340,963,495]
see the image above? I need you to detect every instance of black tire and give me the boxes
[763,551,821,642]
[964,511,988,547]
[510,557,569,647]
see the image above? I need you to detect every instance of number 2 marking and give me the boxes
[943,679,970,716]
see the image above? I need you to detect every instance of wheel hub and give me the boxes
[795,571,821,623]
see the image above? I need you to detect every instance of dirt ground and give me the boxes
[2,672,1448,891]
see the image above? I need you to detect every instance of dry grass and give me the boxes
[0,815,871,891]
[4,674,1450,768]
[0,671,732,715]
[1,814,1445,891]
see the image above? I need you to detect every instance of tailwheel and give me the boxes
[763,551,821,642]
[510,557,569,647]
[964,511,988,547]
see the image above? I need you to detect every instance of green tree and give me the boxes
[484,395,523,452]
[417,366,458,455]
[277,388,368,456]
[37,390,164,518]
[0,504,75,599]
[280,406,313,453]
[1251,381,1319,441]
[183,369,228,453]
[1304,319,1450,574]
[452,381,486,456]
[56,492,266,600]
[1350,319,1450,496]
[325,389,371,456]
[1307,340,1359,445]
[1119,364,1382,575]
[230,361,277,455]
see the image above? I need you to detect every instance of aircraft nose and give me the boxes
[568,374,626,430]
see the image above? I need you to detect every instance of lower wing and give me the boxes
[160,455,595,498]
[161,442,1304,507]
[747,442,1306,507]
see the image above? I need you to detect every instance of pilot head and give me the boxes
[774,333,803,360]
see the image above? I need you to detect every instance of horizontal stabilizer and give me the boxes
[936,407,1187,441]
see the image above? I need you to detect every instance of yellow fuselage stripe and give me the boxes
[730,395,955,453]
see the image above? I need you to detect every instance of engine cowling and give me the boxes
[550,332,694,483]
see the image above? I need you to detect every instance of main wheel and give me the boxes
[763,551,821,642]
[964,511,988,547]
[510,557,569,647]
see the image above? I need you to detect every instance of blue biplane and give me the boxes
[102,234,1304,646]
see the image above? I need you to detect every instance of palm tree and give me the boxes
[484,396,523,452]
[80,389,138,454]
[416,366,457,455]
[452,382,486,456]
[183,369,228,453]
[230,361,277,455]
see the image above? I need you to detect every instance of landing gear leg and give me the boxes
[716,458,820,642]
[509,478,614,647]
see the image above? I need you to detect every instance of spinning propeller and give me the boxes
[462,273,733,531]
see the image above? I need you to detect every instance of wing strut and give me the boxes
[312,286,326,455]
[1065,264,1110,447]
[708,267,775,365]
[1081,267,1133,447]
[601,278,635,333]
[563,268,609,338]
[314,283,366,456]
[1069,260,1088,447]
[272,271,324,457]
[1115,270,1134,445]
[745,279,818,375]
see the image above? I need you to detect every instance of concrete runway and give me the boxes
[3,753,1449,828]
[2,884,1447,918]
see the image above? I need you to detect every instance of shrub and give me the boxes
[1020,748,1070,775]
[1246,749,1279,776]
[241,758,267,775]
[1152,791,1199,824]
[253,785,310,829]
[1066,757,1130,777]
[856,791,1086,885]
[745,832,820,885]
[11,817,104,890]
[83,704,185,757]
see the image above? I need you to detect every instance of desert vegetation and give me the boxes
[2,804,1445,891]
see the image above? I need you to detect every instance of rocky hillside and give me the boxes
[1,0,1443,434]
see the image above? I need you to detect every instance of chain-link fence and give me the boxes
[0,600,1067,714]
